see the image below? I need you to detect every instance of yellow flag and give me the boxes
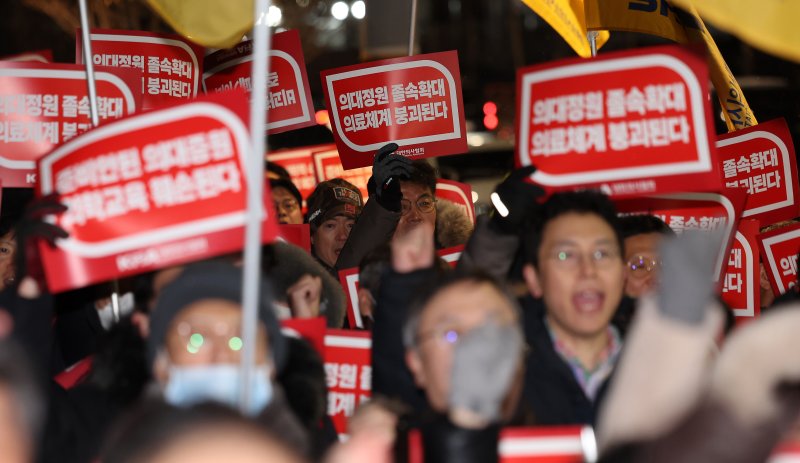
[583,0,756,131]
[147,0,254,49]
[670,0,800,64]
[521,0,610,58]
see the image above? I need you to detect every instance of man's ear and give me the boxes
[523,263,544,298]
[405,349,427,388]
[357,288,374,320]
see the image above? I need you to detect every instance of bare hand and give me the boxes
[287,273,323,318]
[391,221,435,273]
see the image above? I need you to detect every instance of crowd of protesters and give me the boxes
[1,141,800,463]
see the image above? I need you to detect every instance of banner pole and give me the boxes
[588,31,598,57]
[239,0,271,414]
[408,0,418,56]
[79,0,123,318]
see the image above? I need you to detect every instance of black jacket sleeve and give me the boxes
[336,198,401,271]
[456,216,520,281]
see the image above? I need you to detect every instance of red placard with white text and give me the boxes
[77,29,203,110]
[203,30,315,135]
[321,51,467,169]
[338,267,362,329]
[517,45,719,197]
[312,145,371,199]
[278,224,311,252]
[324,329,372,435]
[1,50,53,63]
[267,146,319,201]
[721,219,760,319]
[758,223,800,296]
[436,179,475,224]
[615,190,747,282]
[717,118,800,226]
[37,91,278,293]
[0,62,141,186]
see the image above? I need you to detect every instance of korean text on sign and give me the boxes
[517,45,719,197]
[322,50,467,169]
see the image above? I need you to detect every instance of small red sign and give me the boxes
[37,91,278,293]
[758,223,800,296]
[267,146,319,201]
[321,51,467,169]
[311,145,372,199]
[337,267,362,329]
[77,29,203,110]
[438,245,464,268]
[717,118,800,226]
[1,50,53,63]
[721,219,760,319]
[324,329,372,435]
[278,224,311,252]
[499,426,591,463]
[281,316,326,357]
[517,45,719,197]
[436,179,475,224]
[615,190,747,282]
[203,30,315,135]
[0,62,141,187]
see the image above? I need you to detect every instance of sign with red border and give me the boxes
[516,45,719,197]
[322,51,467,170]
[324,329,372,435]
[436,179,475,224]
[281,316,326,357]
[311,145,371,199]
[0,62,141,186]
[721,219,760,319]
[1,50,53,63]
[203,30,315,135]
[717,118,800,226]
[615,189,747,282]
[37,91,278,293]
[267,146,319,202]
[758,223,800,296]
[77,28,203,110]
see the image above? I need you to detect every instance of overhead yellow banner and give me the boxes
[584,0,756,131]
[147,0,253,49]
[670,0,800,64]
[521,0,610,58]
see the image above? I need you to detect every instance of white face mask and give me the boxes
[163,364,273,417]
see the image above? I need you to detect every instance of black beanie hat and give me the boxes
[146,262,287,373]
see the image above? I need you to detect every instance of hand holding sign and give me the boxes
[13,194,69,287]
[367,142,413,212]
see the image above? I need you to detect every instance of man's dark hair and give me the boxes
[266,162,292,182]
[402,270,520,349]
[404,160,438,194]
[522,190,624,268]
[618,214,675,239]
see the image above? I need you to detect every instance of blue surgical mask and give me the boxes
[164,364,273,416]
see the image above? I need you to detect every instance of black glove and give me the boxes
[13,193,69,285]
[420,414,500,463]
[367,142,413,212]
[489,165,545,235]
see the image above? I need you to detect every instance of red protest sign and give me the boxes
[321,51,467,169]
[499,426,593,463]
[281,316,326,357]
[337,267,362,330]
[203,30,315,135]
[37,91,278,293]
[0,62,141,187]
[324,329,372,435]
[278,224,311,252]
[517,45,719,197]
[439,245,464,268]
[267,146,319,201]
[758,223,800,296]
[770,443,800,463]
[77,29,203,110]
[615,190,747,282]
[436,179,475,224]
[311,145,372,199]
[1,50,53,63]
[717,118,800,226]
[722,219,761,319]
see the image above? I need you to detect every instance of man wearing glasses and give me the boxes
[618,215,674,299]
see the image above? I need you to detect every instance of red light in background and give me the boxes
[315,110,330,125]
[483,101,497,115]
[483,114,499,130]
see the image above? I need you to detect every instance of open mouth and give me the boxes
[572,290,605,314]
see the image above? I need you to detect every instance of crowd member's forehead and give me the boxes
[539,212,620,250]
[419,280,518,328]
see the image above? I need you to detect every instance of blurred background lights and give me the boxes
[351,1,365,19]
[331,1,349,20]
